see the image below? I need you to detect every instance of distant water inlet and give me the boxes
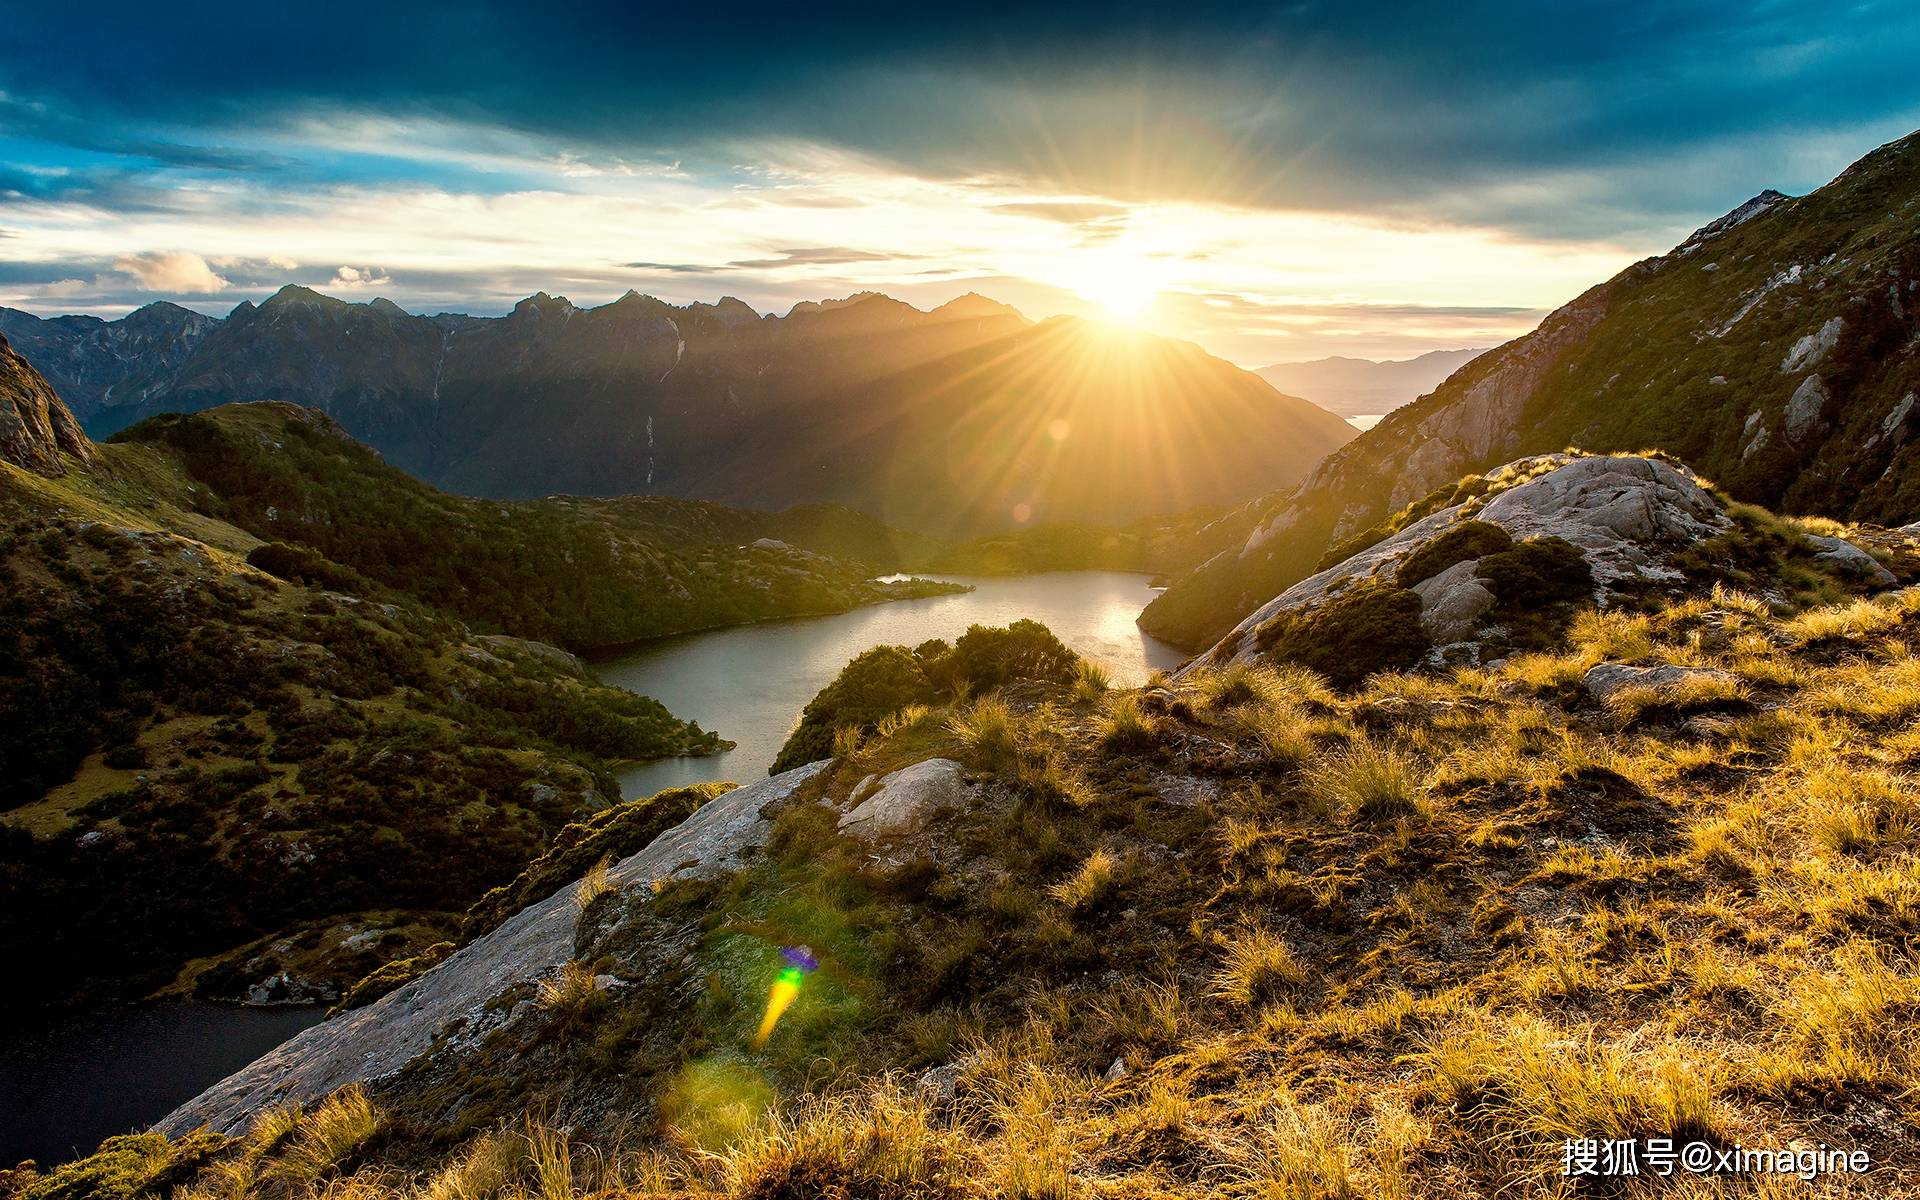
[597,572,1187,799]
[0,1004,326,1167]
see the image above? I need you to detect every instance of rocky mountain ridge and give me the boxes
[3,288,1354,534]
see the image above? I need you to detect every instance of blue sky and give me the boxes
[2,1,1917,362]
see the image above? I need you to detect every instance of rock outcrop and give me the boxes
[159,762,832,1136]
[1186,454,1731,673]
[0,331,93,475]
[838,758,976,837]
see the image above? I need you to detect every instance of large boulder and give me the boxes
[1583,662,1740,703]
[1186,454,1729,675]
[838,758,975,837]
[158,761,830,1137]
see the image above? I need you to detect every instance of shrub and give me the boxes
[1254,580,1430,690]
[1475,535,1593,609]
[1395,520,1514,588]
[244,541,372,594]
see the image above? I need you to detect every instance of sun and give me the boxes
[1068,251,1167,324]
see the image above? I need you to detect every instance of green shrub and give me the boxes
[245,541,373,594]
[1254,581,1430,690]
[1395,521,1514,587]
[1475,536,1593,608]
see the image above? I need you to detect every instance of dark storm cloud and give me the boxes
[2,1,1917,238]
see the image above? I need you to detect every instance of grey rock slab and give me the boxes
[1412,559,1498,642]
[1583,662,1739,703]
[837,758,974,838]
[1806,535,1898,588]
[157,760,830,1137]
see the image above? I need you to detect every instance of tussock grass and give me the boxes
[1239,696,1316,767]
[535,959,600,1012]
[1212,925,1308,1008]
[571,854,612,912]
[1783,590,1920,644]
[1068,658,1109,704]
[1095,693,1160,752]
[268,1087,380,1192]
[875,703,933,738]
[1045,847,1118,911]
[947,694,1020,770]
[1603,673,1750,723]
[1305,737,1427,822]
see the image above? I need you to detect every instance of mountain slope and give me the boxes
[0,302,216,426]
[0,346,964,1016]
[1256,347,1487,419]
[124,476,1920,1195]
[1144,127,1920,648]
[14,289,1352,531]
[673,315,1357,535]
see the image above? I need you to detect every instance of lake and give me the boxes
[0,1003,326,1167]
[2,572,1180,1167]
[601,571,1187,799]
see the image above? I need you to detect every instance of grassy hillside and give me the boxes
[0,446,734,1016]
[115,404,962,653]
[34,504,1920,1196]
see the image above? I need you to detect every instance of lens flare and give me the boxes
[753,946,817,1048]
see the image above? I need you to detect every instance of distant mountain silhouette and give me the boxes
[6,289,1354,535]
[1257,348,1488,419]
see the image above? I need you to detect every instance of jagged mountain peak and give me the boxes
[1682,187,1793,247]
[932,292,1026,321]
[261,283,348,310]
[366,297,410,318]
[511,291,575,319]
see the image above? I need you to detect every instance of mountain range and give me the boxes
[1,290,1355,537]
[0,334,967,1016]
[1143,128,1920,648]
[1256,348,1488,420]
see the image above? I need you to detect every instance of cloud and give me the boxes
[722,246,922,270]
[990,202,1132,225]
[112,251,230,293]
[330,264,392,288]
[40,278,89,298]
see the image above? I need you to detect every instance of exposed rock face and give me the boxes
[1806,535,1899,587]
[1583,662,1740,703]
[1186,455,1730,673]
[838,758,975,837]
[159,761,831,1136]
[0,331,93,475]
[1410,560,1497,642]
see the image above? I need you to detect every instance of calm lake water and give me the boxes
[0,1003,326,1167]
[602,571,1186,799]
[3,572,1179,1167]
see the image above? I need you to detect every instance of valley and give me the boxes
[3,23,1920,1194]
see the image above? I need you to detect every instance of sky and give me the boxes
[2,2,1918,365]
